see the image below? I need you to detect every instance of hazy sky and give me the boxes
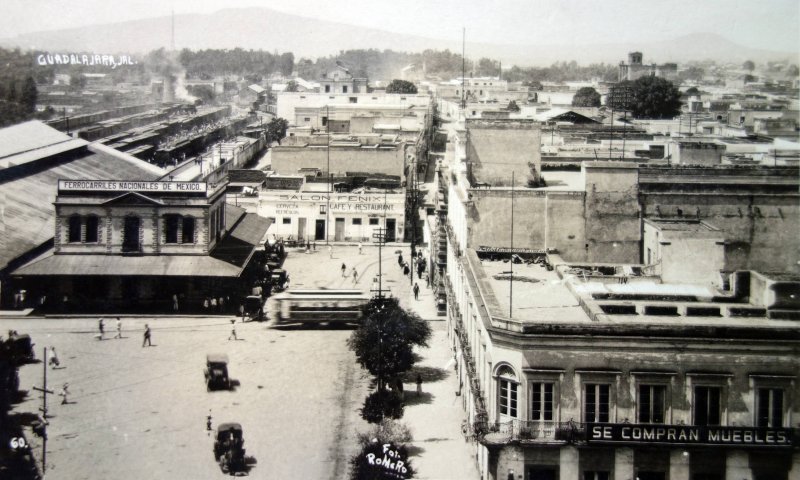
[3,0,799,52]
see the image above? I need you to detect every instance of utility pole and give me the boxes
[326,105,331,245]
[509,171,515,318]
[32,347,53,475]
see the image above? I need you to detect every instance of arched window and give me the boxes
[122,216,141,252]
[496,364,518,420]
[68,215,82,243]
[165,215,180,244]
[182,217,195,243]
[85,215,99,243]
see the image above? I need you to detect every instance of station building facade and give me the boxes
[13,179,269,312]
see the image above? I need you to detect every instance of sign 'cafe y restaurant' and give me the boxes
[12,179,270,312]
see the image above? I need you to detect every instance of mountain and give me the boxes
[1,7,795,67]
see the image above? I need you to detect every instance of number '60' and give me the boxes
[10,437,27,449]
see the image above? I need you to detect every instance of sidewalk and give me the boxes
[391,251,480,480]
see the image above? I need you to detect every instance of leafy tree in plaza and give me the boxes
[349,441,415,480]
[265,117,289,144]
[506,100,520,112]
[621,76,682,119]
[742,60,755,72]
[571,86,601,107]
[356,419,413,447]
[347,297,431,391]
[285,80,299,92]
[684,86,700,96]
[386,79,418,94]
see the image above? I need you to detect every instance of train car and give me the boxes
[267,289,370,326]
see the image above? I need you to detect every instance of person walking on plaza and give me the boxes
[114,318,122,339]
[416,374,423,396]
[341,262,347,277]
[228,319,238,341]
[328,245,333,259]
[49,347,60,369]
[352,267,359,285]
[98,318,105,340]
[413,283,420,300]
[358,242,363,255]
[142,324,152,347]
[59,383,69,404]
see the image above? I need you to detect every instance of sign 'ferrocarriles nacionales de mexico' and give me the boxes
[58,180,207,194]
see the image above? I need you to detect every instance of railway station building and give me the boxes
[12,178,269,312]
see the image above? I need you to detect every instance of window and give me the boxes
[68,215,82,242]
[321,117,328,126]
[324,85,330,93]
[282,218,291,224]
[693,386,721,426]
[320,204,327,214]
[122,216,141,252]
[638,385,666,424]
[584,384,610,423]
[182,217,195,243]
[531,382,554,421]
[756,388,784,427]
[165,215,180,243]
[352,218,362,225]
[342,86,348,93]
[369,218,379,225]
[497,365,518,418]
[349,97,357,104]
[85,215,99,243]
[303,117,311,122]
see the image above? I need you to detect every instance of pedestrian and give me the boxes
[413,282,420,300]
[398,253,404,266]
[98,318,105,339]
[358,242,363,255]
[114,318,122,339]
[219,296,225,312]
[328,245,333,259]
[228,319,238,341]
[239,304,245,318]
[403,263,410,277]
[59,383,69,404]
[341,262,347,277]
[142,324,152,347]
[352,267,358,285]
[172,294,179,312]
[313,241,316,251]
[210,297,218,312]
[203,297,210,311]
[49,347,60,369]
[416,374,423,396]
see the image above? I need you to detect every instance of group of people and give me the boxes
[96,318,123,340]
[340,263,359,285]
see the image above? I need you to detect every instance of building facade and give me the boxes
[618,52,679,82]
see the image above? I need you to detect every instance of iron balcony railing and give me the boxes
[472,420,587,445]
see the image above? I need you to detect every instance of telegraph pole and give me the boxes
[509,171,515,318]
[32,347,53,475]
[326,105,331,245]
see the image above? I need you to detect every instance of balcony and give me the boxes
[473,420,586,446]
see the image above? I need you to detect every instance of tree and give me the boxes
[787,64,799,77]
[571,87,601,107]
[385,79,418,94]
[742,60,755,72]
[506,100,520,112]
[684,87,700,96]
[19,77,37,113]
[265,117,289,144]
[285,80,299,92]
[361,390,405,423]
[679,66,705,82]
[347,297,431,390]
[623,76,682,119]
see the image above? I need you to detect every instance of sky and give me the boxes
[2,0,799,52]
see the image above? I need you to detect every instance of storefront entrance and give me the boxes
[386,219,396,242]
[315,220,326,241]
[335,218,345,241]
[298,217,306,241]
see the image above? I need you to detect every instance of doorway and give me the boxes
[335,218,345,241]
[315,220,326,241]
[298,218,306,241]
[122,216,141,252]
[385,218,396,242]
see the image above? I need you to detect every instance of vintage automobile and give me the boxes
[204,354,230,391]
[244,295,264,321]
[4,333,35,366]
[270,268,288,291]
[213,423,247,474]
